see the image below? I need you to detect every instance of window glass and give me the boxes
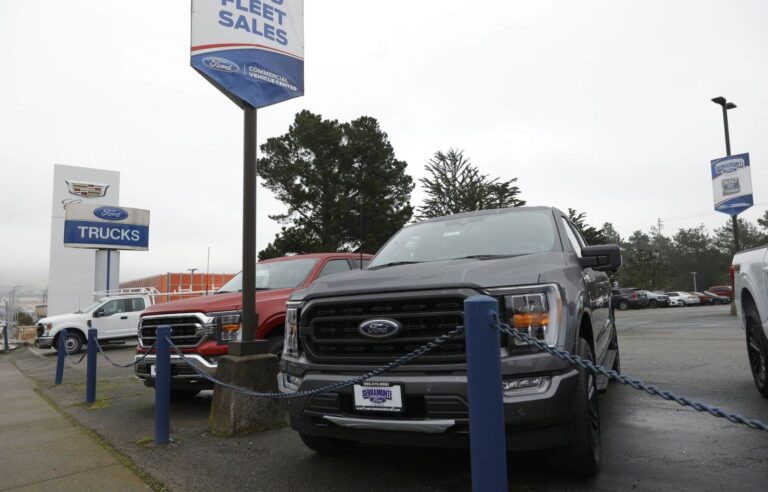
[101,300,124,316]
[318,259,352,279]
[218,258,320,292]
[348,258,371,269]
[130,298,146,312]
[560,218,584,258]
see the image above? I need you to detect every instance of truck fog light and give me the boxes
[502,376,550,394]
[283,374,302,390]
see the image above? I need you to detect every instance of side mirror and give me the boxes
[579,244,622,271]
[93,309,105,318]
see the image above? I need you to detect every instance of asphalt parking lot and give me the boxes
[5,305,768,491]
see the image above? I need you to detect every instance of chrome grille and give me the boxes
[139,314,207,347]
[301,295,466,364]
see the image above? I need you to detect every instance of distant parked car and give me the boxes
[703,290,731,304]
[690,292,714,306]
[638,290,670,308]
[666,291,700,306]
[612,288,649,310]
[708,285,733,300]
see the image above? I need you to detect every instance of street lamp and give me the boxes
[187,268,198,292]
[690,272,698,292]
[711,96,740,251]
[10,285,21,337]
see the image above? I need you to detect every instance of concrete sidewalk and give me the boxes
[0,360,151,491]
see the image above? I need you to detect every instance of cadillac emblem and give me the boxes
[65,180,110,198]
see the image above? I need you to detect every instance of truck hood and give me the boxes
[141,288,296,316]
[39,312,90,325]
[293,252,566,302]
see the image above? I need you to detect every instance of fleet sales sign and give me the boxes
[64,204,150,251]
[711,153,754,217]
[191,0,304,108]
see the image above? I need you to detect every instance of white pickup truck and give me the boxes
[733,246,768,398]
[36,288,157,353]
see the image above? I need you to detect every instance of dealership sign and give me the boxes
[191,0,304,108]
[63,203,150,250]
[711,153,754,216]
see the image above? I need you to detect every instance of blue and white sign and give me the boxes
[64,203,150,251]
[711,153,754,216]
[191,0,304,109]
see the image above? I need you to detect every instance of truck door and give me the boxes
[91,299,130,339]
[125,297,147,338]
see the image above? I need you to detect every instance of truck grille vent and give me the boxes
[302,296,466,364]
[139,315,205,347]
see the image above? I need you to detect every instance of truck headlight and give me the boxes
[209,311,242,343]
[284,303,301,357]
[488,284,564,348]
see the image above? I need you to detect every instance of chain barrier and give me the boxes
[94,339,158,368]
[494,316,768,432]
[166,326,466,399]
[64,347,87,366]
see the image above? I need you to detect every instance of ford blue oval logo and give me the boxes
[203,57,240,73]
[358,319,401,339]
[93,207,129,221]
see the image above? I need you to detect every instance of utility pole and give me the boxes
[690,272,698,292]
[206,247,211,295]
[711,97,740,252]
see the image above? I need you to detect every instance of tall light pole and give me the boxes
[10,285,21,338]
[690,272,698,292]
[187,268,198,292]
[205,247,211,295]
[711,96,740,252]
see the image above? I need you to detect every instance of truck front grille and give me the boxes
[36,323,44,337]
[301,295,466,364]
[139,314,207,347]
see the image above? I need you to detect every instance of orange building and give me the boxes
[120,272,236,304]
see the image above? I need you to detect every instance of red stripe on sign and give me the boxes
[191,43,303,61]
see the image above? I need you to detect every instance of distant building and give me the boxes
[120,272,235,304]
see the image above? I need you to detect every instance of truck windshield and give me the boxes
[369,210,559,268]
[217,258,319,293]
[76,300,103,314]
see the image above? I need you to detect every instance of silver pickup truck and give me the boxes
[733,246,768,398]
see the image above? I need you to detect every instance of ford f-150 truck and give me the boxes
[732,246,768,398]
[134,253,371,399]
[36,288,156,353]
[279,206,622,476]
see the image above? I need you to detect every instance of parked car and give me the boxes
[35,288,155,353]
[690,292,714,306]
[664,292,685,307]
[732,247,768,397]
[134,253,372,400]
[708,285,733,301]
[703,290,731,304]
[611,288,649,310]
[665,291,700,306]
[279,206,622,476]
[637,290,670,308]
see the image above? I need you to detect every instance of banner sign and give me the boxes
[191,0,304,108]
[64,204,150,251]
[711,153,753,217]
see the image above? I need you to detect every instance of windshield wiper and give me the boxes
[452,254,525,260]
[368,261,423,270]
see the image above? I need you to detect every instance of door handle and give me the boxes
[120,316,128,320]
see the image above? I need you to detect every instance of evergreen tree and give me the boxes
[567,209,607,245]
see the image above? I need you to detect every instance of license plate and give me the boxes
[353,382,403,413]
[150,364,156,377]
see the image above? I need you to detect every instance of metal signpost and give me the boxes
[191,0,304,354]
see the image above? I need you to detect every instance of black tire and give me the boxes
[56,331,85,354]
[648,299,658,309]
[267,336,284,359]
[169,389,201,401]
[548,338,601,477]
[745,308,768,399]
[618,300,630,311]
[299,433,354,454]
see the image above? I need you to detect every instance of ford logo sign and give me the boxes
[93,207,129,221]
[203,57,240,73]
[358,319,401,339]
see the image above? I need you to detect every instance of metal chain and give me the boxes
[494,317,768,432]
[166,326,466,399]
[63,346,87,365]
[94,339,158,368]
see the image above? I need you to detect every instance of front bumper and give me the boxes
[134,353,219,390]
[280,353,580,451]
[36,336,54,349]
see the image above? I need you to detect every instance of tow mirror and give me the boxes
[579,244,622,271]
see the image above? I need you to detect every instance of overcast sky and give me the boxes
[2,0,767,292]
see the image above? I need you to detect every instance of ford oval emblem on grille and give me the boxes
[358,318,401,339]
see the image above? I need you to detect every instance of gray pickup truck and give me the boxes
[278,206,622,476]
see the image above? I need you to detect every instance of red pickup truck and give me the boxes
[134,253,371,399]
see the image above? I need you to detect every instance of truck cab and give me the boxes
[36,288,156,353]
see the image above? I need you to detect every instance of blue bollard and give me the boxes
[3,324,8,353]
[464,295,508,492]
[86,328,97,403]
[55,329,68,385]
[154,325,171,445]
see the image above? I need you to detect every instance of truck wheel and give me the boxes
[648,299,658,309]
[169,389,201,401]
[618,300,629,311]
[268,336,284,358]
[299,433,354,454]
[548,338,601,476]
[56,331,85,354]
[745,310,768,398]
